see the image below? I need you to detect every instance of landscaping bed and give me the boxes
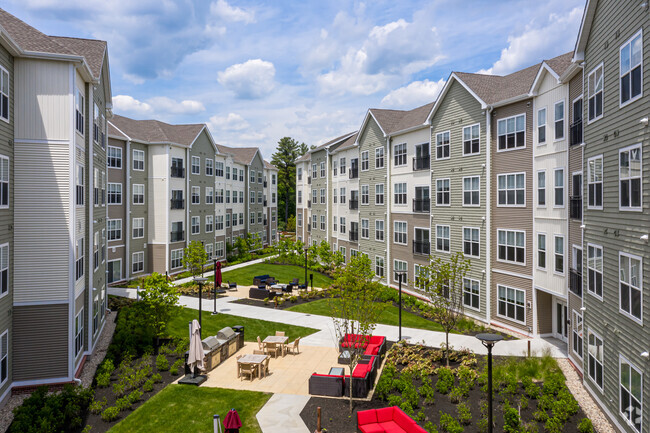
[213,263,333,289]
[300,344,594,433]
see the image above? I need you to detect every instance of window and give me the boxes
[312,215,317,229]
[537,108,546,144]
[216,215,224,230]
[332,161,337,177]
[588,156,603,208]
[320,189,326,204]
[232,167,238,181]
[588,331,603,389]
[588,65,603,121]
[0,67,8,121]
[75,238,84,281]
[375,257,384,278]
[239,191,244,203]
[588,244,603,298]
[75,89,84,135]
[226,166,232,180]
[132,252,144,274]
[259,171,264,184]
[497,114,525,150]
[133,184,144,205]
[205,243,213,260]
[436,179,450,206]
[132,217,144,239]
[340,247,346,263]
[298,190,303,204]
[0,157,7,208]
[101,171,106,205]
[620,253,642,321]
[216,241,224,258]
[361,151,369,171]
[413,264,429,290]
[620,357,642,432]
[332,215,336,231]
[76,165,84,206]
[108,183,122,204]
[93,232,99,270]
[191,216,200,234]
[206,187,214,204]
[107,146,122,168]
[320,215,325,231]
[463,124,480,155]
[206,159,213,176]
[340,188,346,204]
[463,177,479,206]
[258,191,263,204]
[239,170,244,182]
[216,161,224,177]
[375,184,384,205]
[133,149,144,171]
[537,171,546,206]
[497,173,525,206]
[498,285,525,323]
[272,174,276,185]
[225,214,230,228]
[375,220,384,241]
[463,278,480,310]
[619,145,642,210]
[206,215,213,232]
[436,225,450,252]
[497,229,525,264]
[0,244,6,298]
[394,143,407,166]
[463,227,479,257]
[554,236,564,274]
[375,147,384,168]
[93,168,99,206]
[250,212,256,225]
[554,101,564,140]
[554,168,564,207]
[361,219,369,239]
[393,260,407,283]
[572,311,583,358]
[171,249,183,269]
[620,30,643,105]
[394,221,407,245]
[340,217,346,234]
[171,158,184,178]
[435,131,450,160]
[394,183,407,205]
[537,234,546,269]
[339,158,346,175]
[361,185,369,205]
[190,156,200,175]
[74,309,84,356]
[225,190,231,204]
[311,164,316,179]
[191,186,200,205]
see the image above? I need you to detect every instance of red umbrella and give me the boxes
[215,261,223,287]
[223,409,242,433]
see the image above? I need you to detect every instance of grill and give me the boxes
[185,326,245,374]
[217,327,240,359]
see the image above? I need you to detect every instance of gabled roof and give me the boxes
[109,114,206,147]
[390,102,434,135]
[529,53,573,94]
[295,152,310,163]
[573,0,596,61]
[357,101,434,143]
[264,160,277,170]
[215,144,261,165]
[50,36,107,80]
[108,121,128,140]
[314,131,357,151]
[332,132,359,153]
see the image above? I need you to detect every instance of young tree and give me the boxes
[183,240,207,278]
[329,254,388,412]
[271,136,308,224]
[139,272,181,349]
[286,215,296,232]
[317,240,344,272]
[420,251,470,366]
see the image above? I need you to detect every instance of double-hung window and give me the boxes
[587,331,603,389]
[588,244,603,298]
[497,229,525,264]
[191,186,200,204]
[249,191,255,204]
[497,173,525,206]
[251,212,256,225]
[206,187,214,204]
[74,309,84,356]
[537,171,546,206]
[332,161,337,177]
[320,215,326,231]
[463,124,480,155]
[339,158,346,175]
[588,65,604,121]
[361,185,369,205]
[394,143,407,166]
[258,171,264,183]
[393,221,407,244]
[375,257,384,278]
[393,260,407,283]
[554,101,564,140]
[620,30,643,105]
[191,216,200,234]
[0,244,7,297]
[108,183,122,204]
[537,234,546,269]
[252,169,257,183]
[537,108,546,144]
[340,217,346,234]
[206,159,213,176]
[375,184,384,205]
[436,225,450,252]
[375,220,384,241]
[206,215,213,232]
[462,176,479,206]
[572,311,583,358]
[375,147,384,168]
[361,151,369,171]
[75,238,84,281]
[361,219,369,239]
[332,216,336,232]
[463,278,480,310]
[0,330,7,384]
[76,165,84,206]
[497,114,525,150]
[132,217,144,239]
[588,156,603,208]
[0,67,8,121]
[133,184,144,205]
[171,249,183,269]
[132,252,144,274]
[191,156,200,175]
[216,161,224,177]
[554,236,564,274]
[436,179,450,206]
[497,285,525,323]
[619,253,642,321]
[107,146,122,168]
[619,145,642,210]
[0,157,7,207]
[620,357,643,432]
[320,189,326,204]
[108,219,122,241]
[463,227,479,257]
[394,183,407,205]
[340,188,346,204]
[133,149,144,171]
[436,131,450,159]
[216,215,224,230]
[554,168,564,207]
[75,89,84,135]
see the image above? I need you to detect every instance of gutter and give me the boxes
[485,106,493,325]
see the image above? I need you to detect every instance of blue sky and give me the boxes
[4,0,585,159]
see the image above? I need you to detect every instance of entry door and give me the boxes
[555,301,568,342]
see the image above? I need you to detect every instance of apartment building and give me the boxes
[574,1,649,431]
[0,9,111,404]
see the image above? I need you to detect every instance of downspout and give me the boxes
[87,84,94,352]
[125,139,131,279]
[68,64,76,381]
[385,136,391,286]
[186,147,190,254]
[325,149,330,243]
[485,106,493,325]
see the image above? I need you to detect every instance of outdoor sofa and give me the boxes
[308,373,345,397]
[252,275,276,286]
[249,287,276,300]
[339,334,386,357]
[357,406,426,433]
[343,354,378,398]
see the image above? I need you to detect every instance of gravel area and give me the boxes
[557,358,615,433]
[0,311,117,433]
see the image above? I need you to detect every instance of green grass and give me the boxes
[286,298,451,332]
[167,307,319,341]
[109,385,270,433]
[213,263,333,288]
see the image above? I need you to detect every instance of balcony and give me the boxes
[570,196,582,219]
[264,200,268,207]
[349,167,358,179]
[264,218,268,226]
[170,199,185,210]
[349,199,358,210]
[349,230,358,242]
[307,225,311,232]
[307,200,311,208]
[569,268,582,297]
[570,119,583,146]
[412,198,430,213]
[171,166,185,178]
[413,156,430,171]
[170,231,185,242]
[264,180,268,188]
[413,240,430,256]
[307,176,311,185]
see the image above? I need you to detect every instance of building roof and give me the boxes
[215,144,260,165]
[314,131,356,151]
[368,108,407,136]
[264,160,277,170]
[545,52,573,77]
[295,152,310,163]
[333,132,359,152]
[364,101,434,137]
[50,36,107,80]
[109,114,205,147]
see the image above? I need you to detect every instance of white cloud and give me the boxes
[113,95,152,115]
[381,79,446,108]
[217,59,276,99]
[113,95,205,116]
[208,113,250,131]
[209,0,255,24]
[478,7,583,75]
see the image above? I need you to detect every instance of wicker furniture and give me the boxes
[308,373,345,397]
[357,406,427,433]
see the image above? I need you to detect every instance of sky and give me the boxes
[4,0,586,160]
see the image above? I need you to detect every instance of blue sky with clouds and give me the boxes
[4,0,585,159]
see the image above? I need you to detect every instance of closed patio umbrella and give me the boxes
[215,261,223,287]
[223,409,242,433]
[187,319,204,375]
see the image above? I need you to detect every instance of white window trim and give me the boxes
[393,260,407,283]
[618,143,643,212]
[132,217,144,239]
[537,169,546,208]
[375,219,384,242]
[375,147,385,168]
[132,251,144,274]
[132,183,145,205]
[553,100,565,142]
[496,228,526,266]
[497,172,526,208]
[618,354,643,431]
[132,149,145,171]
[0,329,8,386]
[553,168,565,209]
[572,310,583,358]
[619,28,644,109]
[553,235,565,276]
[461,175,480,207]
[462,123,481,156]
[361,184,369,206]
[536,232,547,271]
[587,243,604,301]
[375,183,385,205]
[587,328,604,391]
[0,66,10,124]
[587,154,604,210]
[361,151,369,172]
[393,221,408,245]
[435,131,450,161]
[496,284,526,324]
[0,244,7,299]
[107,145,122,169]
[360,218,369,239]
[462,277,481,312]
[536,107,547,146]
[587,62,604,124]
[0,155,8,210]
[393,143,408,167]
[619,251,643,325]
[107,182,122,205]
[435,224,450,253]
[171,249,183,269]
[496,113,526,152]
[375,256,385,278]
[108,219,122,241]
[435,178,451,207]
[462,226,480,258]
[74,308,84,356]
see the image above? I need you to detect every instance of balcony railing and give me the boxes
[264,218,268,226]
[570,196,582,219]
[413,240,430,256]
[349,167,358,179]
[413,156,430,171]
[413,198,430,213]
[307,200,311,208]
[170,231,185,242]
[349,230,358,242]
[349,199,358,210]
[570,119,583,146]
[264,200,267,207]
[307,225,311,232]
[569,268,582,297]
[170,199,185,210]
[171,166,185,178]
[264,180,268,188]
[307,176,311,185]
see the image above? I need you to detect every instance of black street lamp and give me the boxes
[304,247,308,290]
[212,258,218,315]
[194,277,208,338]
[476,333,504,433]
[395,272,406,341]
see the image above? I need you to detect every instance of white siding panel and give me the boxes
[148,145,169,243]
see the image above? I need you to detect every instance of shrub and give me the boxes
[99,359,115,375]
[544,416,563,433]
[89,397,107,415]
[290,296,298,303]
[96,372,111,388]
[128,389,143,404]
[387,394,403,408]
[112,382,127,397]
[156,354,170,371]
[522,421,539,433]
[578,418,594,433]
[416,411,426,422]
[503,403,521,433]
[532,409,548,423]
[519,395,529,410]
[173,338,189,356]
[101,406,120,422]
[106,302,156,364]
[152,373,163,383]
[456,402,471,425]
[542,373,565,396]
[439,412,463,433]
[115,396,131,412]
[375,363,396,400]
[449,386,463,404]
[81,425,92,433]
[436,367,454,394]
[424,421,438,433]
[143,379,154,392]
[419,382,435,404]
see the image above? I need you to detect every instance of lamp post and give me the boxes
[476,333,504,433]
[212,258,218,315]
[395,272,406,341]
[194,277,208,338]
[304,247,308,290]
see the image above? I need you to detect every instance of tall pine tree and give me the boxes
[271,137,308,225]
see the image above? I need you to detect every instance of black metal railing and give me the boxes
[413,156,430,171]
[413,198,430,213]
[349,230,358,242]
[413,240,430,255]
[307,200,311,208]
[570,119,583,146]
[307,225,311,232]
[569,268,582,297]
[170,199,185,210]
[570,196,582,219]
[349,167,358,179]
[171,166,185,178]
[170,231,185,242]
[264,200,267,207]
[264,180,268,188]
[349,199,358,210]
[264,218,268,226]
[307,176,311,184]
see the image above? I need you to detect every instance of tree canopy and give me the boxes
[271,136,308,224]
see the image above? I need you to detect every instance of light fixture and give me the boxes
[641,352,649,358]
[640,117,649,126]
[580,306,586,311]
[580,224,586,229]
[641,234,648,241]
[481,163,486,168]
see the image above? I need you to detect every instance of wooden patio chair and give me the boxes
[266,343,281,358]
[240,363,257,381]
[262,356,270,377]
[253,349,265,355]
[257,336,265,351]
[275,331,285,337]
[286,337,300,355]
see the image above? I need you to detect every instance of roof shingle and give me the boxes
[50,36,106,79]
[109,114,204,147]
[215,144,259,165]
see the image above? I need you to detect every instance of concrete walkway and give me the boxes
[171,255,277,286]
[256,394,310,433]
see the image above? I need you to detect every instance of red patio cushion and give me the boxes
[369,336,385,345]
[380,421,407,433]
[357,409,378,425]
[353,363,370,378]
[393,408,417,430]
[375,407,394,423]
[311,373,343,378]
[365,344,380,355]
[359,424,385,433]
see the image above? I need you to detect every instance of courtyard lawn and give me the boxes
[167,307,319,341]
[110,385,270,433]
[214,263,333,288]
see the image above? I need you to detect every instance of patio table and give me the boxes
[329,367,345,376]
[237,353,268,379]
[263,335,289,356]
